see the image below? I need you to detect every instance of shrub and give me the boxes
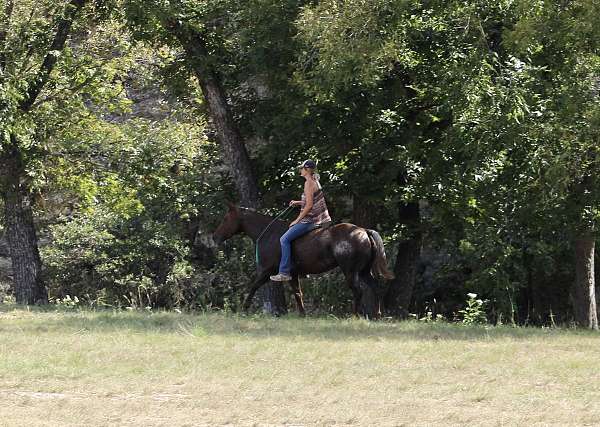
[458,293,488,325]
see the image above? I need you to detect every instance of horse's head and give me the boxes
[212,202,243,246]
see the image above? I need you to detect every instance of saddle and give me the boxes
[313,221,334,231]
[297,221,334,244]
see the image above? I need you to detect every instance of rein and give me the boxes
[254,206,295,269]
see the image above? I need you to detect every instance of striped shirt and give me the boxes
[300,183,332,225]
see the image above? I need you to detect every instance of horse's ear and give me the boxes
[226,201,237,212]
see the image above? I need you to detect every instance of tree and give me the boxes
[0,0,88,304]
[506,0,600,328]
[124,0,293,313]
[292,0,504,315]
[414,0,600,327]
[0,0,136,305]
[291,0,600,325]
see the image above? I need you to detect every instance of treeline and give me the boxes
[0,0,599,327]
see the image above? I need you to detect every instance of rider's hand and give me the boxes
[289,220,299,227]
[289,200,300,207]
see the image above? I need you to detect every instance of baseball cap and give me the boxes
[297,159,317,169]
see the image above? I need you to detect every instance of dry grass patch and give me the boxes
[1,306,599,426]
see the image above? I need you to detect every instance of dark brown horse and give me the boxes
[212,204,394,317]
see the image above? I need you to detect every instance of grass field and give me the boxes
[1,306,599,426]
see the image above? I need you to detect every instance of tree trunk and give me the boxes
[261,283,288,316]
[384,202,421,317]
[197,75,261,208]
[197,73,286,315]
[163,19,285,314]
[572,233,598,329]
[352,194,375,228]
[0,148,47,304]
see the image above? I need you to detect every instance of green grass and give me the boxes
[1,306,599,426]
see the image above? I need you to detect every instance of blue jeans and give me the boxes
[278,222,316,275]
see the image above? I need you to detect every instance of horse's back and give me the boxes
[295,222,369,247]
[291,222,372,274]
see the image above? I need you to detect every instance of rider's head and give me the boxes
[297,159,317,178]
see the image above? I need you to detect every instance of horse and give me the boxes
[212,203,394,317]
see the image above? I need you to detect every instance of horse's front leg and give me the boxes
[242,270,271,312]
[289,275,305,316]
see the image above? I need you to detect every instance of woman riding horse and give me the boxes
[212,160,394,317]
[270,159,332,282]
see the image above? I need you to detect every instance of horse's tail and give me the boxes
[366,229,394,280]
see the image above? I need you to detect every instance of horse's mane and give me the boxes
[238,206,289,224]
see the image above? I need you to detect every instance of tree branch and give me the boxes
[12,4,38,76]
[19,0,87,112]
[0,0,14,73]
[31,61,108,109]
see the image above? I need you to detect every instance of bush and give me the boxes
[43,210,192,308]
[42,209,257,312]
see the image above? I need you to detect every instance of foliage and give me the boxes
[292,0,600,322]
[0,2,129,169]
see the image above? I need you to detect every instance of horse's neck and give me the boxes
[240,211,282,242]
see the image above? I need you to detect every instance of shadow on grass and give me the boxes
[0,304,592,342]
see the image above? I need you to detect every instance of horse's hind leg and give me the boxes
[290,275,305,316]
[343,271,361,317]
[342,268,378,319]
[359,271,382,319]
